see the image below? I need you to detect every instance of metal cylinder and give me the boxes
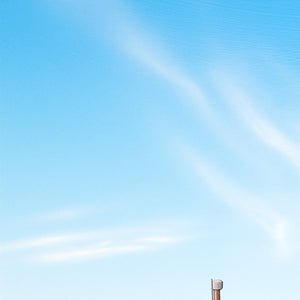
[214,289,221,300]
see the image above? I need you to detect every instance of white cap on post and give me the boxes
[212,279,223,290]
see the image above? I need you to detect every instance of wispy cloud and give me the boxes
[1,225,188,263]
[0,233,93,254]
[37,235,180,263]
[39,244,147,263]
[213,72,300,170]
[119,30,212,116]
[38,208,91,221]
[177,142,295,258]
[58,0,212,117]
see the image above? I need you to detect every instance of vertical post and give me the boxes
[211,279,223,300]
[214,289,221,300]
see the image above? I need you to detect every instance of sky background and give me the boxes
[1,0,300,299]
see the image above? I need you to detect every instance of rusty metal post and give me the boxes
[211,279,223,300]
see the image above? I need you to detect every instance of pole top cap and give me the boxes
[212,279,223,290]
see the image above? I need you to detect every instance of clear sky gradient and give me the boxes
[1,1,300,299]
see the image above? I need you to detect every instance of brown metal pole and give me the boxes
[214,289,221,300]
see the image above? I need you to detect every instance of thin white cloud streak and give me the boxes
[61,0,212,116]
[0,233,93,254]
[1,223,188,263]
[214,74,300,170]
[178,142,294,258]
[39,208,90,221]
[39,244,147,263]
[0,232,176,254]
[120,32,212,115]
[37,235,180,263]
[135,236,178,243]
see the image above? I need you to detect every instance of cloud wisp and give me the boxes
[1,226,187,264]
[119,29,212,116]
[0,233,93,254]
[58,0,213,117]
[214,73,300,171]
[178,142,295,258]
[38,235,180,263]
[38,208,91,222]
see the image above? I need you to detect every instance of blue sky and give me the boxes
[1,0,300,299]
